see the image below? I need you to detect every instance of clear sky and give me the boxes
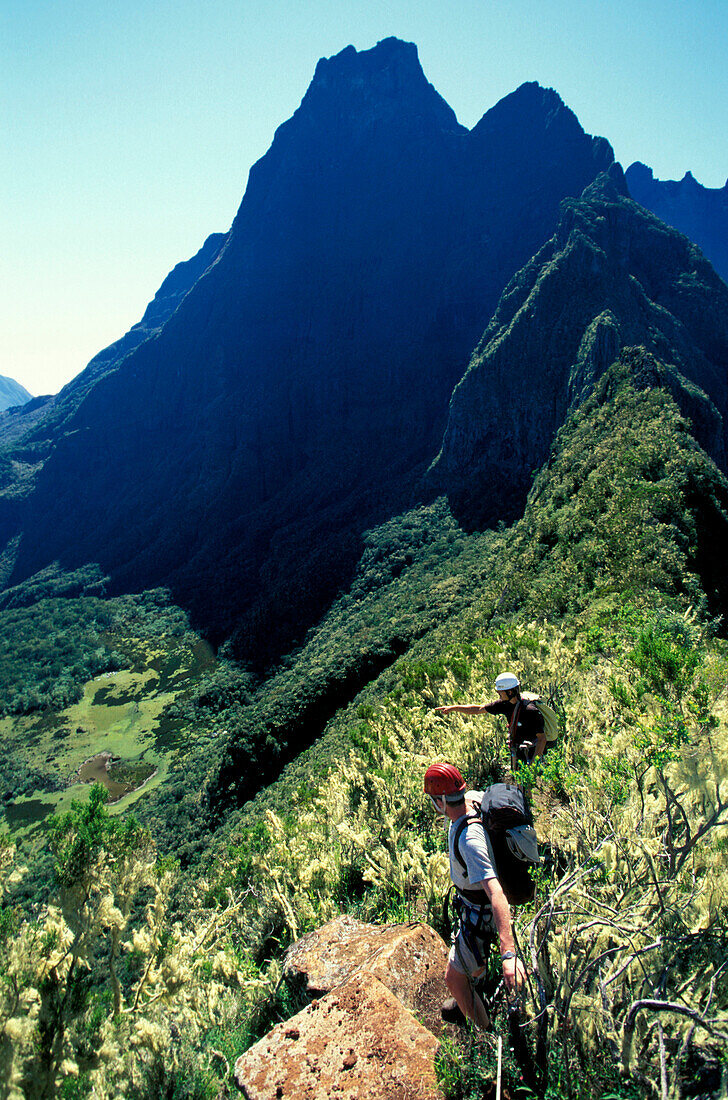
[4,0,727,397]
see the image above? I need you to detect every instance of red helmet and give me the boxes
[424,763,466,801]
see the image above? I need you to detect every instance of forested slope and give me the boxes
[430,167,728,529]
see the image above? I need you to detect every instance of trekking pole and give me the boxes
[496,1035,503,1100]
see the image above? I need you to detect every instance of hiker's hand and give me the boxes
[502,955,527,994]
[434,705,456,713]
[517,740,535,764]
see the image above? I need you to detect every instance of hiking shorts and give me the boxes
[449,898,495,978]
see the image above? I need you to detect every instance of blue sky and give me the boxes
[4,0,727,397]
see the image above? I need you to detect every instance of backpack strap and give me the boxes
[507,699,522,749]
[452,812,483,875]
[442,884,454,941]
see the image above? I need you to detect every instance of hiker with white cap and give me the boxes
[435,672,548,769]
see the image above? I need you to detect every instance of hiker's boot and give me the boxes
[440,997,466,1025]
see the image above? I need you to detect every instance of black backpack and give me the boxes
[452,783,539,906]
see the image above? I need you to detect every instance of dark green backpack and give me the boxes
[452,783,540,906]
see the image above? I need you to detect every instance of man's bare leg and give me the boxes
[445,961,491,1030]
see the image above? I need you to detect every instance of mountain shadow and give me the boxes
[0,38,613,666]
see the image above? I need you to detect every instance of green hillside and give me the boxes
[2,349,728,1098]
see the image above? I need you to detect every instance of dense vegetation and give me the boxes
[0,587,191,718]
[0,587,209,872]
[2,350,728,1097]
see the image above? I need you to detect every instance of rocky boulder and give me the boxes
[234,918,452,1098]
[283,915,450,1037]
[234,970,444,1100]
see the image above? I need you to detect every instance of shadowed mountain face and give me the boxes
[0,232,227,484]
[430,165,728,528]
[626,162,728,286]
[79,232,229,388]
[0,38,613,660]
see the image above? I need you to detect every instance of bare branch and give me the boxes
[635,842,668,916]
[622,998,728,1073]
[602,939,664,989]
[657,1022,668,1100]
[675,795,728,874]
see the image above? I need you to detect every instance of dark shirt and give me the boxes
[481,698,544,756]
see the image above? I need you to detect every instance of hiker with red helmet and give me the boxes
[424,761,527,1029]
[436,672,547,768]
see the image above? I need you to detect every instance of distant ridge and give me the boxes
[78,231,228,390]
[0,233,227,456]
[626,161,728,285]
[0,375,31,413]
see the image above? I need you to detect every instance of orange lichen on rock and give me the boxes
[282,915,449,1035]
[233,970,444,1100]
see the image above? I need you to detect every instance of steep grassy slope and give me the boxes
[201,351,728,1098]
[204,346,728,815]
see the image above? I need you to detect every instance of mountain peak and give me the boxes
[472,80,565,132]
[625,161,654,186]
[505,80,566,109]
[312,37,421,82]
[471,79,614,167]
[580,162,630,202]
[626,162,724,196]
[294,37,462,134]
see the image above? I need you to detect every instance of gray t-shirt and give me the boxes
[448,791,497,896]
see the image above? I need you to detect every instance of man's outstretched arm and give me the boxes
[434,703,488,714]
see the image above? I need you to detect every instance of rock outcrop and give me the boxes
[283,915,450,1037]
[626,161,728,285]
[234,971,443,1100]
[0,38,613,663]
[235,918,451,1100]
[430,165,728,528]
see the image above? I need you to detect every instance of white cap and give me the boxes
[495,672,520,691]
